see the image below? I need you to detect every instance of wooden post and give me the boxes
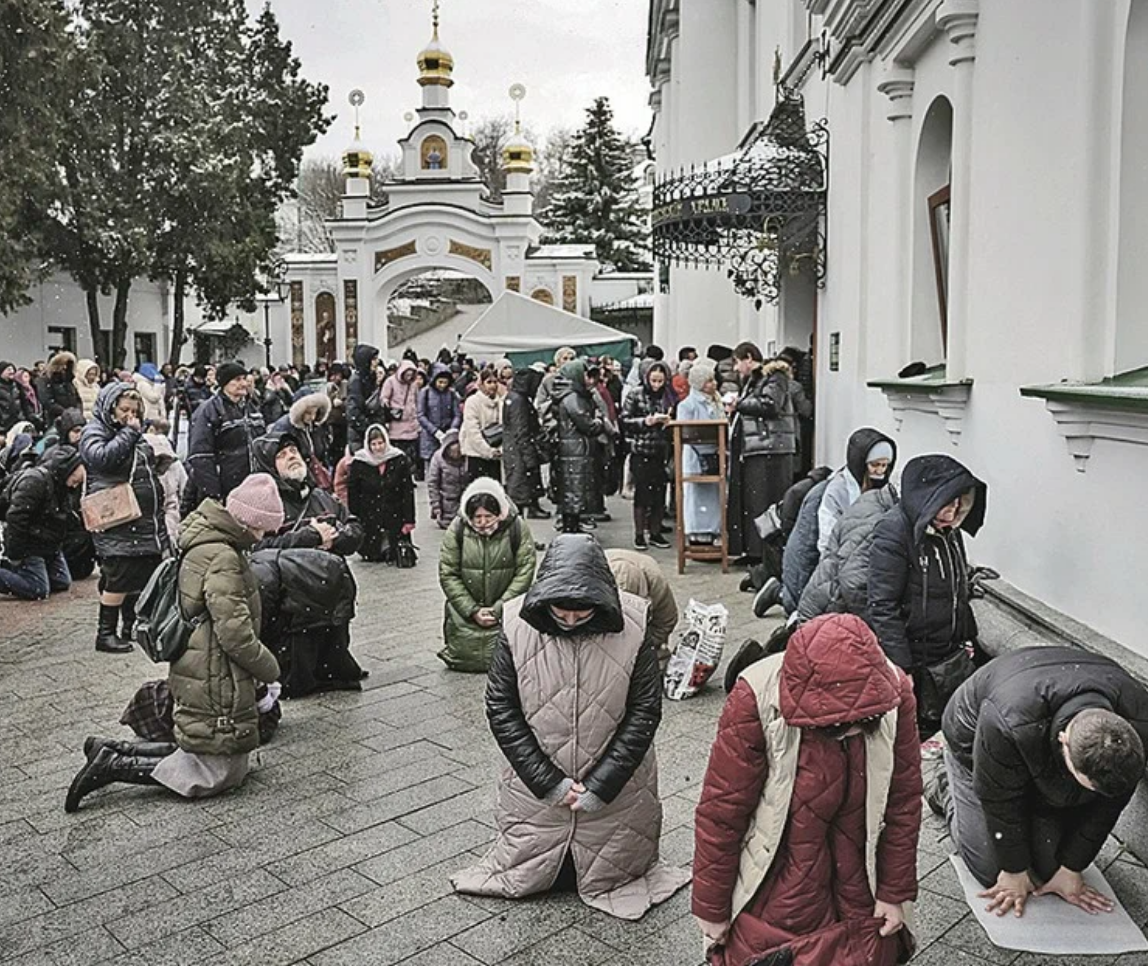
[669,419,729,574]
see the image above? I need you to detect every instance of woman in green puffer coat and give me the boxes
[65,475,284,812]
[438,477,536,672]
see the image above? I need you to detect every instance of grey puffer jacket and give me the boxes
[78,382,170,559]
[780,479,828,613]
[797,485,899,624]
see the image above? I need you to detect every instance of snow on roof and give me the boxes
[528,244,597,260]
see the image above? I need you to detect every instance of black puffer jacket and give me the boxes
[734,362,801,457]
[944,646,1148,875]
[34,353,82,424]
[250,429,363,556]
[0,372,23,434]
[552,360,605,517]
[867,454,987,669]
[249,547,357,637]
[486,533,661,803]
[186,391,265,503]
[345,343,380,452]
[0,444,83,559]
[502,368,544,506]
[621,361,675,458]
[78,383,169,558]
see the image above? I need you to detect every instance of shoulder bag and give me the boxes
[80,448,142,532]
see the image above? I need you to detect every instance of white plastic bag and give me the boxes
[663,599,729,700]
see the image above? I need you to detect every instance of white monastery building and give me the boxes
[648,0,1148,660]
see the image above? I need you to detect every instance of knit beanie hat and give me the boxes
[226,472,285,535]
[215,361,247,391]
[866,440,895,464]
[689,362,715,390]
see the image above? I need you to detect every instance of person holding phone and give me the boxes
[621,360,676,550]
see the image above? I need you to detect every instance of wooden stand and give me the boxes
[669,419,729,575]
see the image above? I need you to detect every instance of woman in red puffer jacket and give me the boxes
[693,613,922,966]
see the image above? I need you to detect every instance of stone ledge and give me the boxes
[974,577,1148,864]
[868,368,973,442]
[1020,380,1148,472]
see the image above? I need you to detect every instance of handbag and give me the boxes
[913,646,976,724]
[481,423,504,450]
[80,450,142,532]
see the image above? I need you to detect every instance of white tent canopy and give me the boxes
[456,290,636,361]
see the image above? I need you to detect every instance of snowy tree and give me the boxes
[540,98,649,272]
[280,154,395,255]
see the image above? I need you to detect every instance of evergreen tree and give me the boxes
[540,97,649,272]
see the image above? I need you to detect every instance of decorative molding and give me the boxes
[315,291,337,364]
[504,276,521,293]
[289,281,305,368]
[877,70,915,122]
[422,235,444,256]
[343,279,358,354]
[872,381,972,442]
[1026,397,1148,473]
[531,287,555,306]
[936,0,979,66]
[562,275,578,313]
[449,239,493,271]
[374,241,417,273]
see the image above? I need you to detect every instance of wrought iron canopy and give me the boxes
[652,94,828,307]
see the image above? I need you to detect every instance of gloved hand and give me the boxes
[435,429,446,443]
[402,523,416,535]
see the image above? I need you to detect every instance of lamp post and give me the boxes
[255,279,288,369]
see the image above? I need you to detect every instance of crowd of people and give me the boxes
[3,340,1147,966]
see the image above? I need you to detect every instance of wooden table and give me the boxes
[669,419,729,575]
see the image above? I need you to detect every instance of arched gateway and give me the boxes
[282,7,601,366]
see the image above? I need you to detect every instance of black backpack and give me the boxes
[454,515,522,559]
[135,556,206,663]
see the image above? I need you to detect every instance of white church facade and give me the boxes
[648,0,1148,661]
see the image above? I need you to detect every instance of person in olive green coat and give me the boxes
[438,477,537,672]
[65,475,284,812]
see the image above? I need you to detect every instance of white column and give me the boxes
[936,0,979,380]
[876,69,916,374]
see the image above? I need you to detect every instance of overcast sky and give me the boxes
[252,0,652,161]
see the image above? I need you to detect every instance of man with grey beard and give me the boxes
[249,427,363,555]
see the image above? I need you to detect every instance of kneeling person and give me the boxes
[940,646,1148,917]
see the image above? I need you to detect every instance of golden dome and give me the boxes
[502,124,534,174]
[417,26,454,88]
[342,135,374,179]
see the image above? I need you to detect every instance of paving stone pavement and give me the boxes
[2,491,1147,965]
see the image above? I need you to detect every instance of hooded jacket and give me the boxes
[459,385,503,460]
[378,359,420,442]
[943,647,1148,880]
[867,454,987,669]
[416,363,462,459]
[552,360,605,517]
[346,423,415,554]
[818,428,897,556]
[781,479,830,613]
[605,548,679,660]
[132,365,166,423]
[72,359,102,420]
[173,500,280,756]
[0,444,83,559]
[35,352,81,423]
[501,367,545,506]
[78,383,169,558]
[269,391,331,464]
[733,361,798,458]
[454,534,689,919]
[437,477,536,672]
[143,432,187,548]
[621,361,676,458]
[0,368,24,434]
[346,343,380,451]
[187,387,266,505]
[693,614,921,966]
[427,428,466,525]
[249,427,363,556]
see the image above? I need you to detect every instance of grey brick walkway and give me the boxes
[1,493,1146,965]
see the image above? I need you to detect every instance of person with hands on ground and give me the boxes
[935,646,1148,918]
[452,533,689,918]
[693,613,922,966]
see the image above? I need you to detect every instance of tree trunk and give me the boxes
[85,287,103,364]
[111,278,132,370]
[168,269,187,368]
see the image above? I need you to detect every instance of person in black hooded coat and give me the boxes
[502,367,549,519]
[867,454,987,734]
[346,343,381,453]
[551,359,605,534]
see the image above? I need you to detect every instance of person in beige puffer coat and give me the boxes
[452,534,690,919]
[65,476,283,812]
[74,358,101,419]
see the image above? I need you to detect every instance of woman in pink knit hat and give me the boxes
[66,475,284,811]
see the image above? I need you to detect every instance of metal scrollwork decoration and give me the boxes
[652,92,828,309]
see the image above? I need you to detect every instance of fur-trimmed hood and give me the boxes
[46,352,77,379]
[288,391,331,428]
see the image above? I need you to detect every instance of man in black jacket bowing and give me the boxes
[937,646,1148,918]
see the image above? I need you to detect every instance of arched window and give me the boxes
[911,96,953,364]
[1115,1,1148,373]
[421,135,448,171]
[530,288,555,306]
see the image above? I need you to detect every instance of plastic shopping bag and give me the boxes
[663,599,729,700]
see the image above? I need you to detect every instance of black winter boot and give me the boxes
[64,747,162,812]
[752,577,783,618]
[83,736,177,761]
[118,594,140,647]
[95,604,133,654]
